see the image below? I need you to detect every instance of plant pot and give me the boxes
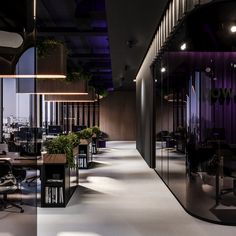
[37,43,67,76]
[80,139,90,145]
[43,153,67,164]
[73,147,79,156]
[36,79,88,94]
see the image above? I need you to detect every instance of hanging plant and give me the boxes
[66,71,92,82]
[37,39,66,58]
[95,86,109,98]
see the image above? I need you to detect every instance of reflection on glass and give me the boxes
[155,51,236,224]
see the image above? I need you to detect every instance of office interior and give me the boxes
[137,0,236,226]
[1,0,236,235]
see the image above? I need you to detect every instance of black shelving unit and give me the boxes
[41,158,78,207]
[78,141,92,169]
[92,137,98,154]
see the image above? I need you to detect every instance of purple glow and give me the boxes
[87,36,109,48]
[107,87,114,92]
[91,20,107,28]
[162,51,236,143]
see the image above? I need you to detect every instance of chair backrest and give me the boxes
[0,143,8,153]
[0,159,17,188]
[0,159,12,178]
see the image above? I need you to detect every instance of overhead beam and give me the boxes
[69,53,110,59]
[37,27,108,36]
[91,73,112,77]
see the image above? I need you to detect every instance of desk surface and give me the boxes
[1,152,43,167]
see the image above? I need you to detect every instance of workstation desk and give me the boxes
[0,152,78,208]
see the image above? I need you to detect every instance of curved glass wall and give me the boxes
[154,1,236,225]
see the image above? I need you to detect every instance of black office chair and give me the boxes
[0,159,24,213]
[220,150,236,197]
[12,167,27,204]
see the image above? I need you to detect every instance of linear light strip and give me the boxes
[45,100,96,103]
[0,75,66,79]
[17,92,89,95]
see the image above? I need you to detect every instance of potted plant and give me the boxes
[37,39,66,59]
[66,66,92,83]
[43,135,75,167]
[75,128,93,145]
[37,38,67,76]
[67,132,80,156]
[92,126,101,138]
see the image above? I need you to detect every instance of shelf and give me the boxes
[78,142,92,169]
[41,157,78,208]
[43,186,64,205]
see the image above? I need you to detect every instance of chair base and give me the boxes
[0,196,24,213]
[26,175,40,186]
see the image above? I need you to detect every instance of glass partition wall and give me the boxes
[153,0,236,225]
[155,52,236,225]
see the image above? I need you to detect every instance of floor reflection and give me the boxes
[156,142,236,225]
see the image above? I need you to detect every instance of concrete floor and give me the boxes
[37,141,236,236]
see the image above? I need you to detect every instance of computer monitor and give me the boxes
[48,125,62,135]
[18,127,43,140]
[18,127,32,140]
[72,125,87,132]
[20,142,42,156]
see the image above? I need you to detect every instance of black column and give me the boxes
[82,103,85,126]
[77,103,80,125]
[93,101,96,126]
[87,102,90,127]
[45,101,48,131]
[55,102,59,125]
[0,78,3,143]
[97,98,100,127]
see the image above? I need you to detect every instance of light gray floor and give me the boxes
[37,141,236,236]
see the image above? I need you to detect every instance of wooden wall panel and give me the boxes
[100,91,136,141]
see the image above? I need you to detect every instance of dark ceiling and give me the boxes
[37,0,112,91]
[105,0,168,89]
[0,0,169,91]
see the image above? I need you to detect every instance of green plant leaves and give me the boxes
[44,135,77,168]
[37,39,64,58]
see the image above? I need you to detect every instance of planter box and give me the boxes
[44,88,96,101]
[43,153,66,164]
[80,139,91,145]
[98,140,106,148]
[37,43,67,76]
[73,147,79,156]
[36,79,88,94]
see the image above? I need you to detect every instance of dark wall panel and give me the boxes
[100,91,136,140]
[136,71,155,168]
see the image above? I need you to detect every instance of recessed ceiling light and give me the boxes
[205,67,211,73]
[230,26,236,33]
[133,79,136,82]
[161,67,166,73]
[180,43,186,51]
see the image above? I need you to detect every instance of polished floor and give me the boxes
[1,141,236,236]
[38,141,236,236]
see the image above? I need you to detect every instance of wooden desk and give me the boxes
[1,152,78,208]
[0,152,43,167]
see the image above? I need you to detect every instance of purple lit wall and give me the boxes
[163,51,236,144]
